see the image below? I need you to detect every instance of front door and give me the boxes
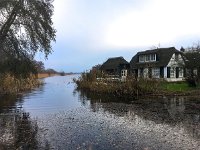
[121,69,127,81]
[121,69,127,77]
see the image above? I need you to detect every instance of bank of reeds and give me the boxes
[0,73,42,95]
[37,73,61,79]
[74,72,164,97]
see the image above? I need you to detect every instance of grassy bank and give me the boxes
[162,82,198,92]
[74,72,200,98]
[0,73,42,95]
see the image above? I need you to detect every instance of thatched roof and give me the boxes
[184,52,200,68]
[100,57,129,70]
[130,47,182,68]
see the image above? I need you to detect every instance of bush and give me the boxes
[186,75,199,87]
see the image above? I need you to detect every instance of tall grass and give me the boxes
[74,72,163,97]
[0,73,42,94]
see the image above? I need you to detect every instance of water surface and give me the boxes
[0,75,199,149]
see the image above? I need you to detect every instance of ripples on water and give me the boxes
[0,75,199,149]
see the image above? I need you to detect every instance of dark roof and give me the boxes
[184,52,200,68]
[130,47,182,68]
[100,57,129,70]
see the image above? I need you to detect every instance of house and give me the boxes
[100,57,129,79]
[184,52,200,77]
[130,47,185,82]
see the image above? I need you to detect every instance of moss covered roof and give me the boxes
[100,57,129,70]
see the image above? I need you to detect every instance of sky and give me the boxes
[36,0,200,72]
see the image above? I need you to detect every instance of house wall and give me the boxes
[164,67,167,78]
[136,53,185,81]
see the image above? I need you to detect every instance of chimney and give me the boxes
[180,47,185,52]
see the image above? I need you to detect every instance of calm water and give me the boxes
[0,75,199,149]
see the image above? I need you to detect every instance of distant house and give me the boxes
[184,52,200,77]
[130,47,185,82]
[100,57,129,79]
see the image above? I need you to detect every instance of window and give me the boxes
[139,54,156,62]
[139,68,144,77]
[179,68,183,77]
[193,69,198,75]
[150,54,156,61]
[145,55,150,61]
[139,55,145,62]
[121,70,127,77]
[170,67,175,78]
[152,68,160,78]
[175,54,179,61]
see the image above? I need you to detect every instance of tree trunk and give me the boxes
[0,1,22,44]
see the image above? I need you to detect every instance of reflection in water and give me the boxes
[77,89,200,140]
[0,76,199,149]
[0,109,37,149]
[0,94,48,149]
[164,97,185,120]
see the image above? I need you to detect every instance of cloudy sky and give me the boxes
[36,0,200,72]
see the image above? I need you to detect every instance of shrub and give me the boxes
[185,75,199,87]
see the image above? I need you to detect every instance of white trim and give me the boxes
[139,54,156,63]
[152,68,160,78]
[179,67,183,78]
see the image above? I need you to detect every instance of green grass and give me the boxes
[162,82,195,92]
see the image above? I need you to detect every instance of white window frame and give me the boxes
[121,69,127,77]
[193,69,198,75]
[150,54,156,61]
[145,55,150,62]
[152,68,160,78]
[139,55,145,62]
[179,67,183,77]
[170,67,175,78]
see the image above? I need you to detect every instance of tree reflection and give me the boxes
[0,111,38,149]
[0,95,49,149]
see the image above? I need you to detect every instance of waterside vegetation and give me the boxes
[0,74,41,95]
[74,71,200,98]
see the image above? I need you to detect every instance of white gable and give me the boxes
[167,53,185,67]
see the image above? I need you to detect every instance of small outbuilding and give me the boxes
[100,57,129,79]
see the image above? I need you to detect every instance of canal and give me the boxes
[0,75,199,149]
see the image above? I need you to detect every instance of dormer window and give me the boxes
[139,54,156,62]
[146,55,150,61]
[150,54,156,61]
[139,55,145,62]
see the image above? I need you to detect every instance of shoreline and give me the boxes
[75,80,200,99]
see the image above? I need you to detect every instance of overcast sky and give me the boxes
[36,0,200,72]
